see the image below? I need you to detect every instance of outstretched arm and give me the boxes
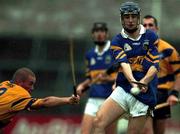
[31,95,80,109]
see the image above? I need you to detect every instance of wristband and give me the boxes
[169,90,179,98]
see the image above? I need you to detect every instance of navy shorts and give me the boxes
[153,89,171,119]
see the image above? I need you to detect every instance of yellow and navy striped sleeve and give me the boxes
[27,98,43,110]
[11,96,42,111]
[169,47,180,78]
[157,40,180,89]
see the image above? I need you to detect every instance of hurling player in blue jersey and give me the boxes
[76,22,117,134]
[93,2,159,134]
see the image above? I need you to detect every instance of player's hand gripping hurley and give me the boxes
[130,81,148,95]
[155,99,180,109]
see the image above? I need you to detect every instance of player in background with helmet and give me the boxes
[92,2,159,134]
[76,22,117,134]
[142,15,180,134]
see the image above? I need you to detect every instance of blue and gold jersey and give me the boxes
[157,39,180,90]
[85,41,116,98]
[111,25,159,107]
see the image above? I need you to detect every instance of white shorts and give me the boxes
[84,98,106,116]
[110,86,151,117]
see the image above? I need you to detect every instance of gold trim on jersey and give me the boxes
[116,53,126,60]
[131,64,144,72]
[89,70,117,79]
[128,56,145,72]
[158,81,174,90]
[110,45,122,50]
[128,56,144,65]
[147,51,159,60]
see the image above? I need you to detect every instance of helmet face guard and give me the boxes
[119,2,140,16]
[119,2,141,33]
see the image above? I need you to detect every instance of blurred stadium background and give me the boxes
[0,0,179,133]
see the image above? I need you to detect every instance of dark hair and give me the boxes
[143,15,158,27]
[12,67,35,82]
[92,22,108,33]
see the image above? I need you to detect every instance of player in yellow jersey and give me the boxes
[142,15,180,134]
[0,67,80,129]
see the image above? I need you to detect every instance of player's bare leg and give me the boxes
[93,97,125,134]
[141,116,153,134]
[81,114,94,134]
[105,120,118,134]
[81,114,118,134]
[127,116,147,134]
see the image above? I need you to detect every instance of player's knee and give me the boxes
[93,113,105,129]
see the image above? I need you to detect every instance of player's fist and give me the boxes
[69,94,80,104]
